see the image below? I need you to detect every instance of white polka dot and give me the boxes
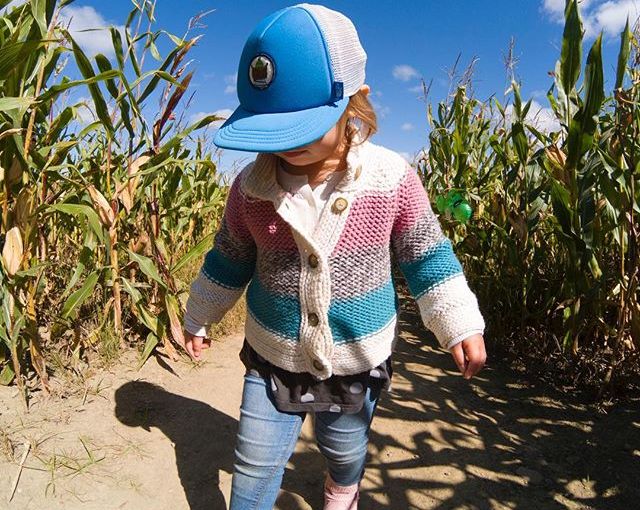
[349,382,364,394]
[300,393,315,403]
[369,369,381,378]
[270,376,277,392]
[329,404,341,413]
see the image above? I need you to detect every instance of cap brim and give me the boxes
[213,97,349,153]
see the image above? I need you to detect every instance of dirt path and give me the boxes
[1,302,639,510]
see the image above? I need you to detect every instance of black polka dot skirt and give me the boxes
[240,340,392,414]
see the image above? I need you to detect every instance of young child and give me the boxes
[183,4,486,509]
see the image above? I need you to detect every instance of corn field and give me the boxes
[0,0,638,403]
[0,0,227,405]
[421,0,639,395]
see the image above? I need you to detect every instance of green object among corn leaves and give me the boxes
[435,191,473,224]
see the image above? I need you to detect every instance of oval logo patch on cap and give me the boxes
[249,55,275,89]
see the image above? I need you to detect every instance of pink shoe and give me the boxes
[323,474,359,510]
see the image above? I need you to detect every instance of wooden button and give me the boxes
[332,197,348,214]
[313,360,324,371]
[354,165,362,180]
[308,313,319,326]
[308,254,319,268]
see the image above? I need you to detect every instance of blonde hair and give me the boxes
[342,89,378,146]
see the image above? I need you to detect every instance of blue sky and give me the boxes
[41,0,640,169]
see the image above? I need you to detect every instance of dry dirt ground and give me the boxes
[1,302,639,510]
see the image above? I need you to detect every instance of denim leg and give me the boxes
[314,387,380,487]
[230,373,305,510]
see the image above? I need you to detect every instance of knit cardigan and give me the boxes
[185,140,484,380]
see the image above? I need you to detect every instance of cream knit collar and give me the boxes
[240,139,365,202]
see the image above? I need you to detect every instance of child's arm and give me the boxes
[391,166,486,378]
[183,175,256,359]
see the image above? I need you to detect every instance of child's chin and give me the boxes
[278,151,314,165]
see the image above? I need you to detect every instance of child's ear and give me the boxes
[359,84,370,97]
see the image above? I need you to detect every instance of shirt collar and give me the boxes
[241,138,366,203]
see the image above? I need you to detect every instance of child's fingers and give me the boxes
[183,331,206,360]
[191,336,205,359]
[449,343,467,374]
[462,338,487,379]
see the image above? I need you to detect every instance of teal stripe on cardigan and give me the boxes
[329,279,398,343]
[247,278,301,339]
[203,248,254,289]
[399,239,462,299]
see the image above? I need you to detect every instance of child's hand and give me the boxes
[183,330,212,361]
[449,334,486,380]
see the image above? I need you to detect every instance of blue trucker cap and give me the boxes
[213,4,367,153]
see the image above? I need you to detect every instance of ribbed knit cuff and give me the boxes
[444,329,484,350]
[183,312,209,338]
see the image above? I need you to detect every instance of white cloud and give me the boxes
[59,6,125,58]
[401,123,414,131]
[586,0,640,37]
[74,96,95,124]
[224,74,237,95]
[542,0,639,38]
[392,65,419,82]
[408,84,425,94]
[543,0,596,17]
[503,100,561,132]
[189,108,234,128]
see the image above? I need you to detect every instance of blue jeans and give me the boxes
[229,372,380,509]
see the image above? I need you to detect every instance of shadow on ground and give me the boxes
[114,381,237,510]
[279,297,640,510]
[113,295,640,510]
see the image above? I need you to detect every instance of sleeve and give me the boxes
[183,175,257,336]
[391,166,484,349]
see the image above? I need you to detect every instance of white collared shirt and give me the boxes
[276,161,346,236]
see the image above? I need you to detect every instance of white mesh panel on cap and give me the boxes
[297,3,367,97]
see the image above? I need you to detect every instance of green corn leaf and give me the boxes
[0,40,48,77]
[94,53,120,98]
[551,180,574,238]
[170,233,213,274]
[38,70,121,102]
[136,304,160,336]
[127,250,167,288]
[62,230,97,300]
[30,0,48,37]
[0,96,36,111]
[138,331,158,369]
[120,276,146,304]
[582,34,605,125]
[567,34,604,170]
[511,121,528,167]
[0,364,15,386]
[110,27,125,71]
[560,0,583,94]
[126,29,142,77]
[49,203,105,243]
[136,45,184,103]
[615,17,631,90]
[61,270,100,320]
[67,31,114,135]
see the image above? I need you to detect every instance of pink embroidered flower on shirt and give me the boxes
[268,223,278,234]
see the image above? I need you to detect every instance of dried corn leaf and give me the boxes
[2,227,23,276]
[87,185,115,227]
